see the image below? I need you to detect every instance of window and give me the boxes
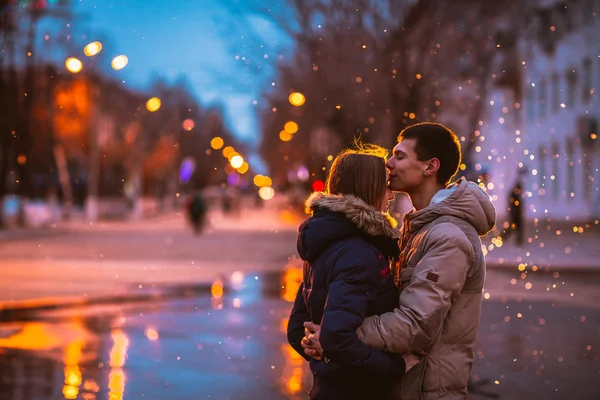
[551,74,560,113]
[566,69,577,108]
[582,0,594,25]
[583,150,593,201]
[583,58,592,101]
[539,146,546,191]
[552,142,560,200]
[538,79,547,119]
[566,140,575,199]
[526,85,536,124]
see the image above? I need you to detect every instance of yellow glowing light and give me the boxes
[210,137,224,149]
[111,55,128,70]
[281,265,303,302]
[145,327,159,342]
[280,130,292,141]
[237,161,249,174]
[259,186,275,200]
[287,375,302,394]
[109,330,129,368]
[284,121,299,134]
[288,92,305,107]
[591,133,597,140]
[84,41,102,57]
[409,113,416,119]
[327,155,333,161]
[65,57,83,73]
[211,279,224,299]
[253,175,265,187]
[459,163,466,171]
[222,146,235,158]
[146,97,161,112]
[182,119,195,131]
[63,385,79,399]
[230,155,244,169]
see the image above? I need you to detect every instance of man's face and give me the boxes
[386,138,428,193]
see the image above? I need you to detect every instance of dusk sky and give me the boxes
[69,0,294,170]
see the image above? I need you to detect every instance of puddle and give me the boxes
[0,264,599,399]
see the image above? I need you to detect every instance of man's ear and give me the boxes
[424,158,440,177]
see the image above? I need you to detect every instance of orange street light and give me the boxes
[288,92,305,107]
[211,137,224,150]
[111,55,128,70]
[65,57,83,73]
[259,186,275,200]
[84,41,103,57]
[230,155,244,169]
[146,97,161,112]
[284,121,298,134]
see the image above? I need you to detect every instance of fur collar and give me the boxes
[305,192,399,238]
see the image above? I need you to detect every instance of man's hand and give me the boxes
[301,322,323,359]
[403,352,421,372]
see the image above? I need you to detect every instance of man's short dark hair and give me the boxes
[398,122,462,185]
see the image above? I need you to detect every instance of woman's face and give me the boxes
[379,169,395,211]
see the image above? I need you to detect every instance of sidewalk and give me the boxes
[0,207,302,317]
[483,221,600,273]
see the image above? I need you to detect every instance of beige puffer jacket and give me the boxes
[357,178,496,400]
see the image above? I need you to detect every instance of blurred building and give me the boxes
[463,0,599,224]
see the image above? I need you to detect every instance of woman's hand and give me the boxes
[301,322,323,359]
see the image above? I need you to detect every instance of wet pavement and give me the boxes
[1,268,599,400]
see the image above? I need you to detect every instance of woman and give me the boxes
[287,145,406,399]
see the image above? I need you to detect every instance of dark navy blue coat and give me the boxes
[287,193,406,399]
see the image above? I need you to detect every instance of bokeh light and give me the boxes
[65,57,82,73]
[259,186,275,200]
[182,119,195,131]
[312,180,325,192]
[284,121,299,134]
[236,161,249,174]
[222,146,235,158]
[84,41,102,57]
[253,175,272,187]
[111,55,128,70]
[279,130,292,141]
[211,137,224,149]
[146,97,161,112]
[230,155,244,169]
[288,92,305,106]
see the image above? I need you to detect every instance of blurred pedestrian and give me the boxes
[187,192,207,235]
[504,177,524,246]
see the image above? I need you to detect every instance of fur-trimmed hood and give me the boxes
[297,192,400,262]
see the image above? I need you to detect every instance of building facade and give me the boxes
[472,0,600,223]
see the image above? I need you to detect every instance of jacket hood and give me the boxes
[405,178,496,236]
[297,192,399,262]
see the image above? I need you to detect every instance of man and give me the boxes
[302,122,496,400]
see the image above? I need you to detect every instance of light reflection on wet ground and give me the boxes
[0,266,599,400]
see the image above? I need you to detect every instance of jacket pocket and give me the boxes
[400,356,428,400]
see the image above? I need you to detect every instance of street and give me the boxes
[0,269,599,400]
